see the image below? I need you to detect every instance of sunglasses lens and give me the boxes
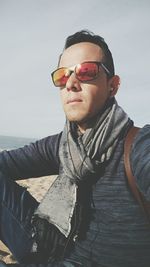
[76,62,98,81]
[52,68,69,87]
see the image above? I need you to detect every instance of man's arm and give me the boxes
[130,125,150,201]
[0,133,62,180]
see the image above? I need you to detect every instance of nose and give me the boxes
[65,73,81,92]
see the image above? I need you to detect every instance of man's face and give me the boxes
[59,42,118,132]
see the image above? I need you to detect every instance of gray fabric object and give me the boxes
[34,98,129,237]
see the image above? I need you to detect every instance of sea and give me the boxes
[0,135,36,150]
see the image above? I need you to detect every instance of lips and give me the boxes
[67,98,82,104]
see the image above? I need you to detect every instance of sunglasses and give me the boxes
[51,61,111,87]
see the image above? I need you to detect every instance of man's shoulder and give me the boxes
[36,132,62,146]
[137,124,150,137]
[132,124,150,151]
[130,124,150,200]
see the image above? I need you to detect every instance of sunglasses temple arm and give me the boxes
[101,63,111,76]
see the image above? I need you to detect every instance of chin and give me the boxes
[65,109,93,124]
[65,113,85,123]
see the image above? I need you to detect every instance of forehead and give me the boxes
[59,42,103,67]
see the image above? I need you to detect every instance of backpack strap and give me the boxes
[124,126,150,222]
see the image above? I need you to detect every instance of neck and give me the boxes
[77,119,96,134]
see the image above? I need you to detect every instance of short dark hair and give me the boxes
[63,29,115,77]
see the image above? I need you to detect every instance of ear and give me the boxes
[108,75,120,96]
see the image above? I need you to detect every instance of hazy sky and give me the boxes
[0,0,150,138]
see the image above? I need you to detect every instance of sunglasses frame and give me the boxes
[51,61,112,87]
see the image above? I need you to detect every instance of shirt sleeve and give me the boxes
[0,133,61,180]
[130,125,150,200]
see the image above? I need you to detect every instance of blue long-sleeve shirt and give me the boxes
[0,125,150,267]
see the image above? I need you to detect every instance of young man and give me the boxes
[0,30,150,267]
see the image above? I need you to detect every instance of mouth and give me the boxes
[67,98,82,104]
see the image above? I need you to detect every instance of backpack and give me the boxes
[124,126,150,221]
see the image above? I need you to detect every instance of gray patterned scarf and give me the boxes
[34,98,129,237]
